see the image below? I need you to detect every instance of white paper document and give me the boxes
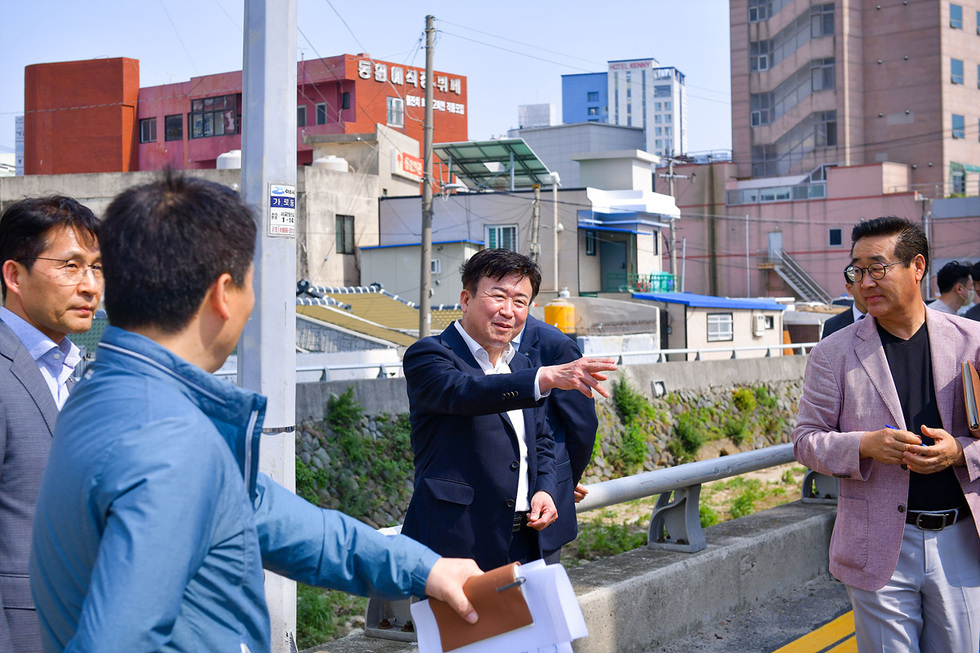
[411,560,588,653]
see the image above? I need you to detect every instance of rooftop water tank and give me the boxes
[312,155,348,172]
[216,149,242,169]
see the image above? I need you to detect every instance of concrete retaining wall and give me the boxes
[295,354,809,423]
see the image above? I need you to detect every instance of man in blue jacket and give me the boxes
[401,249,615,571]
[30,174,480,653]
[516,314,598,562]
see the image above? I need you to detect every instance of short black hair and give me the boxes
[936,260,972,294]
[99,172,256,333]
[0,196,99,300]
[971,261,980,282]
[850,216,929,274]
[460,248,542,299]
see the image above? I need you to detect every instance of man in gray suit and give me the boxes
[0,196,102,652]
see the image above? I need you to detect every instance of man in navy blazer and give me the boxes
[822,271,867,339]
[516,315,598,562]
[0,197,102,652]
[402,249,615,571]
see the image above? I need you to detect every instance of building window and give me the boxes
[316,103,327,125]
[751,92,774,126]
[829,228,843,247]
[764,315,775,329]
[336,214,354,254]
[587,107,599,116]
[485,224,518,251]
[750,40,772,72]
[977,10,980,34]
[953,113,966,138]
[707,313,734,342]
[654,85,671,98]
[387,97,405,128]
[749,0,771,22]
[586,231,597,256]
[812,57,836,91]
[164,115,182,141]
[431,259,441,274]
[952,170,966,194]
[951,3,963,28]
[810,3,834,38]
[190,95,239,139]
[341,92,350,110]
[816,110,838,146]
[139,118,157,143]
[587,91,599,102]
[297,105,307,128]
[952,58,965,84]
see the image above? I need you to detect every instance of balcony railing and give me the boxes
[605,271,676,293]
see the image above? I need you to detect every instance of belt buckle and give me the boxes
[512,512,526,533]
[915,509,956,531]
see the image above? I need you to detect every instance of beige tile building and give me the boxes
[731,0,980,197]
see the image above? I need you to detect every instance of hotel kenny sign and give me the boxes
[358,59,465,115]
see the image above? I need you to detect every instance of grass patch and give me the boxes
[297,585,368,650]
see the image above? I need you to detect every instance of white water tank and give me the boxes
[312,155,348,172]
[216,149,242,169]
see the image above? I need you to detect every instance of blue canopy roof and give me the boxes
[633,291,787,311]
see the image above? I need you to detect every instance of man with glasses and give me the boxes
[794,216,980,652]
[0,196,102,653]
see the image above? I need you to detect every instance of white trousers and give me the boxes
[846,518,980,653]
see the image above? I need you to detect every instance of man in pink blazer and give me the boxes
[794,216,980,653]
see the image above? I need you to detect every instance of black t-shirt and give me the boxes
[878,322,966,511]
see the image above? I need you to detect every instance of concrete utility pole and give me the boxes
[419,15,435,336]
[658,156,688,291]
[240,1,298,650]
[530,183,541,263]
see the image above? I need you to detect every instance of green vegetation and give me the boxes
[573,519,648,561]
[731,387,757,413]
[608,378,655,474]
[699,503,719,528]
[724,415,750,445]
[754,384,778,409]
[296,584,368,651]
[672,411,706,459]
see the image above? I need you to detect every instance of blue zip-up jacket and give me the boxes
[30,327,438,653]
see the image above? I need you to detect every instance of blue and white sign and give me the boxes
[268,183,296,237]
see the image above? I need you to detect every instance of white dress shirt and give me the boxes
[454,320,543,512]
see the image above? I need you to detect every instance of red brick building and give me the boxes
[24,58,141,175]
[23,54,468,173]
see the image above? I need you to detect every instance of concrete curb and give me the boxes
[305,501,836,653]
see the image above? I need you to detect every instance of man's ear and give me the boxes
[460,288,471,311]
[207,272,236,321]
[2,260,24,300]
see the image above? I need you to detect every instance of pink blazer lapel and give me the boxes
[926,310,960,433]
[854,316,906,429]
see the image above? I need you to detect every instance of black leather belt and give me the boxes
[512,511,529,533]
[906,506,970,531]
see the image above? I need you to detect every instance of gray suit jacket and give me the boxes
[0,320,61,653]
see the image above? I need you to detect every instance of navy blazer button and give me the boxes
[510,461,519,470]
[506,499,515,508]
[898,505,905,513]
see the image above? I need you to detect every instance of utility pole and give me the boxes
[419,15,435,336]
[240,0,297,650]
[530,183,541,263]
[658,156,687,291]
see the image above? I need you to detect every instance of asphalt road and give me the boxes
[651,572,852,652]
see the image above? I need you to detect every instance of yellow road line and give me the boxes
[772,611,855,653]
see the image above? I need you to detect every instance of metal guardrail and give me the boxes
[211,342,820,382]
[573,443,837,555]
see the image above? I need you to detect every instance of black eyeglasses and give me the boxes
[845,258,911,283]
[18,257,104,286]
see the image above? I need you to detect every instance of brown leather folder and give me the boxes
[962,361,980,433]
[428,561,534,652]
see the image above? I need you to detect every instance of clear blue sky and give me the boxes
[0,0,732,155]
